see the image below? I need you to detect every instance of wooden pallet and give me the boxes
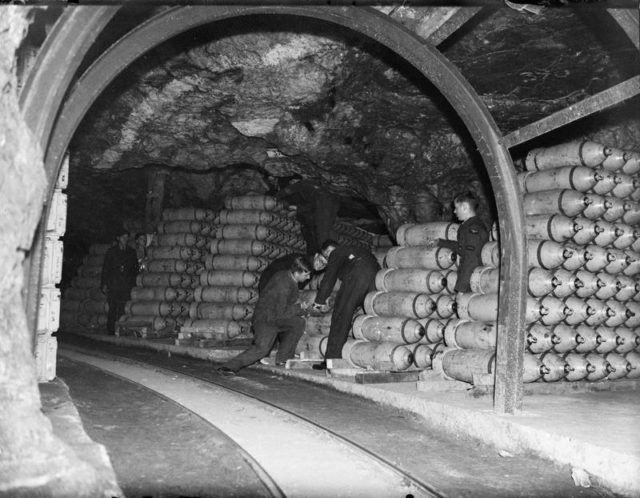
[174,336,253,349]
[326,359,421,384]
[115,320,175,339]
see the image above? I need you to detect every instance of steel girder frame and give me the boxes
[36,5,527,413]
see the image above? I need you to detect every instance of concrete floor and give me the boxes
[42,331,640,497]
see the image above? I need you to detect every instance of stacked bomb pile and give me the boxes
[438,140,640,384]
[119,208,213,335]
[184,194,305,341]
[330,220,374,249]
[295,227,388,362]
[60,243,112,332]
[321,223,459,372]
[294,274,338,361]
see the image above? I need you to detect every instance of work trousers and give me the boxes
[106,298,126,334]
[224,316,305,372]
[324,260,378,359]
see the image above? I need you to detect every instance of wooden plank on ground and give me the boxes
[355,371,421,384]
[174,337,252,349]
[285,359,323,370]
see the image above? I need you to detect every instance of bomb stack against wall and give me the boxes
[335,223,459,372]
[435,140,640,383]
[511,140,640,382]
[294,230,387,360]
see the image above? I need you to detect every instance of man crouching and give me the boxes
[217,256,312,376]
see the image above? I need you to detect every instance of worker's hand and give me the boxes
[101,285,108,295]
[310,303,329,315]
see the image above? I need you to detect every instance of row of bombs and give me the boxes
[378,252,640,304]
[296,313,436,371]
[431,345,640,384]
[362,256,640,341]
[116,203,298,335]
[62,244,113,330]
[398,215,640,253]
[156,221,307,251]
[524,140,639,175]
[340,316,640,381]
[519,187,640,225]
[360,287,640,341]
[519,163,640,202]
[379,238,640,278]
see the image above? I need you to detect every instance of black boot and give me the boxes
[312,361,326,371]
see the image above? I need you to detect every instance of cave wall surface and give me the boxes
[0,6,106,496]
[65,6,639,242]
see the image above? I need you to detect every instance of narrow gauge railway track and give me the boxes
[60,343,443,498]
[59,334,610,498]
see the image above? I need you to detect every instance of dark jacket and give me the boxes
[100,244,138,300]
[438,216,488,292]
[258,253,306,292]
[253,270,303,324]
[314,245,378,305]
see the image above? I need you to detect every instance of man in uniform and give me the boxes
[101,229,138,334]
[258,251,328,292]
[309,240,379,370]
[217,256,312,376]
[437,192,489,293]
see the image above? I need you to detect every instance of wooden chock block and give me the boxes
[285,359,323,370]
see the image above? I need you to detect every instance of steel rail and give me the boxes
[96,364,287,498]
[62,344,445,498]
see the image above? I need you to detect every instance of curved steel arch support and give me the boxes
[19,6,119,339]
[19,6,119,157]
[45,5,526,412]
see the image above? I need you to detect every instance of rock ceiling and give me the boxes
[67,6,639,240]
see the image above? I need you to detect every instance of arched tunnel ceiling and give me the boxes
[65,6,639,240]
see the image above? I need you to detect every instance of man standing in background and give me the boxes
[101,229,138,334]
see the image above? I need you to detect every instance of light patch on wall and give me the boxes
[231,118,279,136]
[263,40,314,66]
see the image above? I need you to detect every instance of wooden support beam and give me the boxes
[502,75,640,148]
[608,8,639,49]
[412,7,482,46]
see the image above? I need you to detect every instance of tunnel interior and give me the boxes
[3,5,640,496]
[14,4,638,399]
[45,6,638,288]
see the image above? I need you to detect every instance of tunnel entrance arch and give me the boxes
[28,5,528,412]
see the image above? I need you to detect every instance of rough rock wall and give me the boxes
[0,7,103,496]
[67,8,638,244]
